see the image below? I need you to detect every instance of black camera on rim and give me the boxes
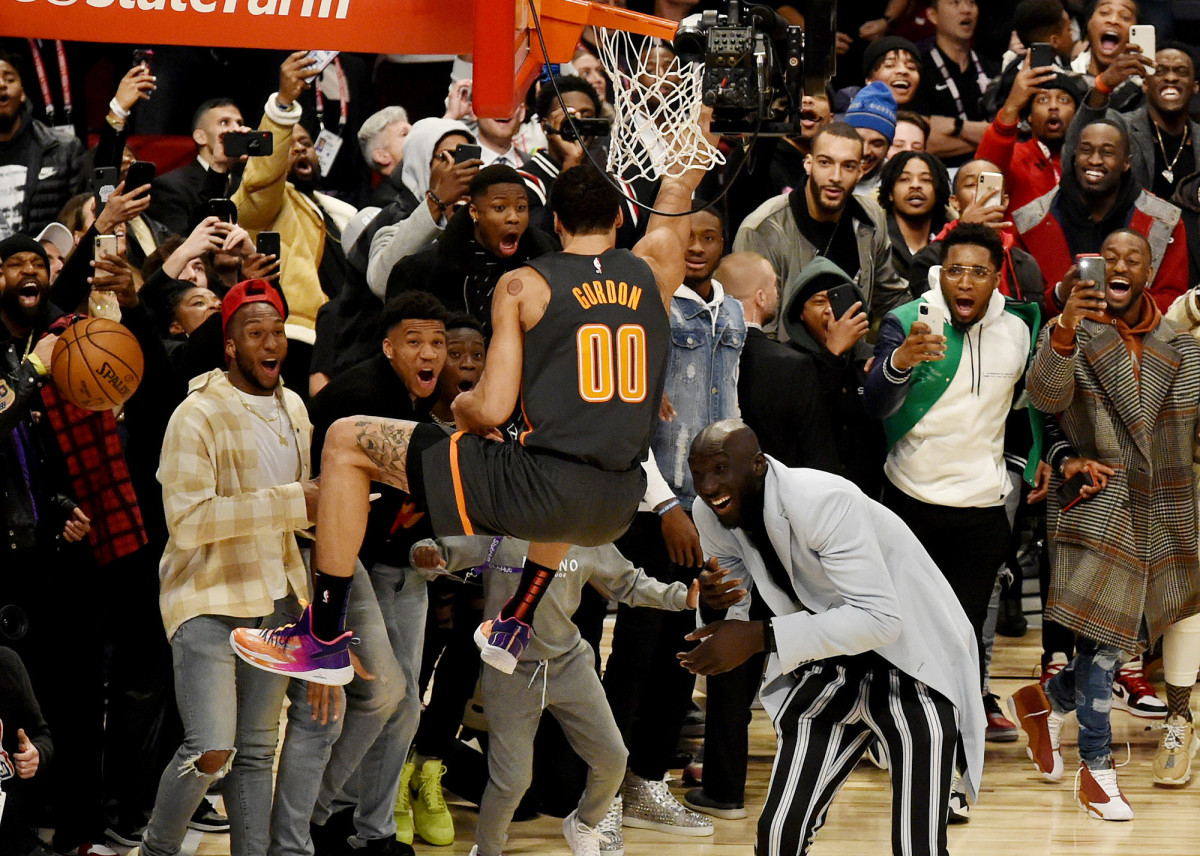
[674,0,836,136]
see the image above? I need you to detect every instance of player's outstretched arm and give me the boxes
[452,269,529,434]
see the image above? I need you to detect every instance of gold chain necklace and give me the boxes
[1153,122,1190,185]
[237,393,290,447]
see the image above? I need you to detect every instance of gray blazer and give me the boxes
[1065,101,1200,194]
[693,459,986,800]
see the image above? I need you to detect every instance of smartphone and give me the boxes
[1076,253,1106,289]
[124,160,156,199]
[1129,24,1155,61]
[94,233,118,259]
[304,50,340,74]
[452,143,482,163]
[1056,470,1095,512]
[976,171,1004,207]
[917,301,945,332]
[91,166,119,207]
[559,116,613,142]
[223,130,274,159]
[204,198,238,225]
[132,48,154,69]
[826,282,864,320]
[256,230,281,260]
[1029,42,1056,69]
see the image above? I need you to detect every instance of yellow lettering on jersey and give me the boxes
[581,282,598,305]
[605,279,618,302]
[591,280,608,304]
[618,281,629,304]
[629,285,642,311]
[574,280,642,310]
[573,287,591,309]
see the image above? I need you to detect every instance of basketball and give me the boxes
[50,318,145,411]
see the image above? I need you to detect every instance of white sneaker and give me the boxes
[597,796,625,855]
[1075,763,1134,821]
[563,809,604,856]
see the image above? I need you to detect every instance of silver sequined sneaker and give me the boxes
[620,772,714,837]
[597,796,625,855]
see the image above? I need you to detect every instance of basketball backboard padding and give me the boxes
[472,0,678,118]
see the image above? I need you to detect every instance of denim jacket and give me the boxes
[651,282,746,510]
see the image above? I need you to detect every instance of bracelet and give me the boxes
[1094,76,1113,96]
[105,114,125,131]
[951,116,965,137]
[109,97,130,119]
[655,498,681,517]
[426,189,449,213]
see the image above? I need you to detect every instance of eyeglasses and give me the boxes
[943,264,996,282]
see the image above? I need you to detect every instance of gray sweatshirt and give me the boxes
[414,535,691,662]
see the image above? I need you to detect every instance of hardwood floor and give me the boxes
[188,622,1200,856]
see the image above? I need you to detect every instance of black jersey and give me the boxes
[520,249,670,472]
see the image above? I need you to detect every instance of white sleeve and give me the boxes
[638,448,676,512]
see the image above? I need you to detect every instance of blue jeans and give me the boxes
[142,599,295,856]
[1045,636,1129,766]
[268,560,408,856]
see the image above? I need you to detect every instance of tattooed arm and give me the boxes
[452,268,535,435]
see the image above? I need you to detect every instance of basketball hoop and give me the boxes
[595,29,724,183]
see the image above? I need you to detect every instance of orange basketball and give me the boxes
[50,318,144,411]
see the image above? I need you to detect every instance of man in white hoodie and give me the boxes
[862,222,1046,773]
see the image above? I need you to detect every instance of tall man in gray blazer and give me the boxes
[679,420,985,856]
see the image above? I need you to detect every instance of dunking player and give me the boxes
[233,161,705,682]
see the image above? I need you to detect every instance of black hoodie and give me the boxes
[1051,157,1141,260]
[0,101,83,238]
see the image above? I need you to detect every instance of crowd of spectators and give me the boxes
[5,0,1200,853]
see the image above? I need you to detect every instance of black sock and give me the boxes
[498,559,556,623]
[1167,683,1194,721]
[311,571,352,641]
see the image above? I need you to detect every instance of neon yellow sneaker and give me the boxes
[394,761,415,844]
[412,760,454,845]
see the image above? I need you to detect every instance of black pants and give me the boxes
[883,482,1009,684]
[699,597,770,804]
[603,511,698,780]
[759,655,958,856]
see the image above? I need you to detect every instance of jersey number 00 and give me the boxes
[576,323,647,404]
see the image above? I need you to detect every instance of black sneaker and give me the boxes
[188,799,230,832]
[312,806,357,856]
[104,822,145,848]
[681,787,747,820]
[350,838,415,856]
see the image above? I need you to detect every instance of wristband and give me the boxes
[762,619,777,653]
[1094,76,1113,96]
[656,498,681,517]
[109,97,130,119]
[426,189,449,213]
[951,116,965,137]
[26,353,47,376]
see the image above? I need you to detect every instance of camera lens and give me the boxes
[0,604,29,641]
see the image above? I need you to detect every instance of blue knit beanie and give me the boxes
[844,81,897,144]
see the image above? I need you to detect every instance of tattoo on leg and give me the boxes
[353,419,412,491]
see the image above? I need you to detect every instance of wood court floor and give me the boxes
[187,618,1200,856]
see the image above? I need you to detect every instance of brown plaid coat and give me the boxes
[1027,316,1200,653]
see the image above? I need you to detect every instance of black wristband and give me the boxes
[762,619,777,653]
[951,116,965,137]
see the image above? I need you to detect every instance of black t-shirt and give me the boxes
[1151,127,1195,202]
[791,184,862,281]
[917,47,998,121]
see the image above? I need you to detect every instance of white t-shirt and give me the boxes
[235,388,301,599]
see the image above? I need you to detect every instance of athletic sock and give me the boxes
[311,570,352,641]
[1167,683,1194,721]
[498,559,556,623]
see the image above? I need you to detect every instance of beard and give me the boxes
[0,283,44,327]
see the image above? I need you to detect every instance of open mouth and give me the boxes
[1044,117,1063,133]
[1107,277,1131,299]
[261,358,280,377]
[707,494,732,512]
[954,297,975,316]
[1099,30,1121,55]
[457,378,476,392]
[417,369,436,385]
[497,231,520,256]
[18,281,41,305]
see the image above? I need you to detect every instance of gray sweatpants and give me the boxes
[476,639,627,856]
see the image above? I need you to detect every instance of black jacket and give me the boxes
[386,207,556,334]
[738,327,839,472]
[0,102,83,238]
[148,159,241,237]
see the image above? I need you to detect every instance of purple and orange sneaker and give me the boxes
[231,606,354,685]
[473,615,530,675]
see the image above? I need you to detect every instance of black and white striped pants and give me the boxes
[757,653,959,856]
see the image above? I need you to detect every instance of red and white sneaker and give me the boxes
[231,606,354,685]
[1075,762,1134,821]
[1008,683,1065,782]
[1039,652,1069,688]
[1112,658,1167,719]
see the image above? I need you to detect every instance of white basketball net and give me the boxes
[596,29,724,182]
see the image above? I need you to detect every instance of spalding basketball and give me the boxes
[51,318,144,411]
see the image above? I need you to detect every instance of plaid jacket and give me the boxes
[157,369,313,640]
[1027,317,1200,652]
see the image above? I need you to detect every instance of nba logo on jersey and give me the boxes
[593,257,603,274]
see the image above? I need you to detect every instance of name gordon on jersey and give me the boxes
[572,280,645,311]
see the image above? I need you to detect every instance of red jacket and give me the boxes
[975,117,1062,215]
[1012,187,1188,315]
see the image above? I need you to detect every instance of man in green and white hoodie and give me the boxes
[863,222,1046,768]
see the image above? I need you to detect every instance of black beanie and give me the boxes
[0,234,50,269]
[863,37,921,79]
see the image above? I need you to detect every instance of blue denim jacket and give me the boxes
[651,285,746,511]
